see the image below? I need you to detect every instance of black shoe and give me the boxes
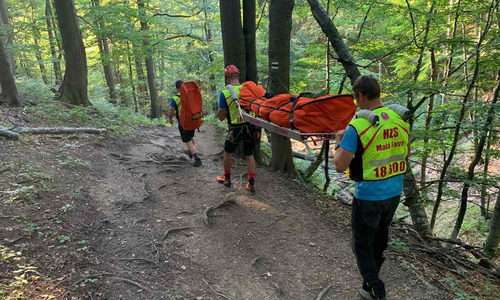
[193,158,202,167]
[359,281,387,300]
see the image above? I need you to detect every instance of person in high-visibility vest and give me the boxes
[334,76,410,300]
[216,65,257,194]
[168,80,202,167]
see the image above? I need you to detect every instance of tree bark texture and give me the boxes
[134,53,148,100]
[53,0,90,106]
[92,0,117,102]
[0,0,14,73]
[268,0,295,175]
[45,0,62,85]
[306,0,360,86]
[403,164,430,236]
[220,0,246,81]
[137,0,159,118]
[484,191,500,257]
[243,0,257,82]
[0,37,20,106]
[450,69,499,241]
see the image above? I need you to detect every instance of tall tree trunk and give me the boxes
[0,38,20,106]
[45,0,62,85]
[484,191,500,257]
[420,48,437,186]
[480,131,492,217]
[134,53,148,100]
[137,0,159,118]
[306,0,360,85]
[403,167,431,236]
[53,0,90,106]
[243,0,257,82]
[0,0,14,73]
[450,69,499,241]
[431,0,495,232]
[203,0,216,93]
[220,0,246,81]
[30,3,48,85]
[33,34,48,85]
[268,0,295,175]
[91,0,117,102]
[126,41,138,112]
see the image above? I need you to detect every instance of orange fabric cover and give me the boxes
[268,94,356,133]
[179,81,203,130]
[239,81,266,110]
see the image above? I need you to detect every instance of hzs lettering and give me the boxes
[383,127,399,139]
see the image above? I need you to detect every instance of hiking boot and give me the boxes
[359,281,387,300]
[217,175,231,187]
[246,179,255,195]
[193,158,202,167]
[184,150,193,159]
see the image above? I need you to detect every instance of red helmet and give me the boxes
[224,65,240,77]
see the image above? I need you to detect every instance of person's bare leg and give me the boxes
[186,140,196,155]
[223,151,232,171]
[245,155,256,174]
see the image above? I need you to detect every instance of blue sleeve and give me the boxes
[219,92,228,109]
[339,125,358,153]
[170,98,177,108]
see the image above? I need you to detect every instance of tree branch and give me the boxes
[152,10,202,18]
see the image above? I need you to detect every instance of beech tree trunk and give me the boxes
[484,191,500,257]
[92,0,117,102]
[45,0,62,85]
[0,0,14,74]
[137,0,159,118]
[243,0,257,82]
[268,0,295,175]
[306,0,360,85]
[0,37,20,106]
[53,0,90,106]
[220,0,246,81]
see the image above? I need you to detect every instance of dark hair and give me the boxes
[175,80,184,89]
[352,75,380,100]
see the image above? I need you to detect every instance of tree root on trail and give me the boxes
[161,227,198,241]
[315,285,333,300]
[203,198,238,226]
[118,258,161,268]
[0,126,106,140]
[203,278,233,300]
[72,273,114,286]
[110,276,152,292]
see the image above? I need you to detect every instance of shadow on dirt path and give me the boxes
[0,124,448,300]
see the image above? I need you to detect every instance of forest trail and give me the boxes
[0,124,448,300]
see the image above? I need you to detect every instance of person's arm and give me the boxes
[168,107,175,124]
[333,126,357,173]
[169,98,176,125]
[217,92,228,121]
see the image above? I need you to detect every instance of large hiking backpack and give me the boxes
[179,81,203,130]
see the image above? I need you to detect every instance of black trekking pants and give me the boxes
[352,195,400,286]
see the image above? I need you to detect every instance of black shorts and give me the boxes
[178,124,194,143]
[224,124,256,156]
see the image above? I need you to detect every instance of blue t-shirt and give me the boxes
[339,125,403,201]
[170,97,179,124]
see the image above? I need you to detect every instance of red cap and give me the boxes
[224,65,240,77]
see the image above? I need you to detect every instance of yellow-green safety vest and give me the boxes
[172,94,181,117]
[348,107,409,181]
[221,85,244,125]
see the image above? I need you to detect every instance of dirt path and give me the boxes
[0,124,448,299]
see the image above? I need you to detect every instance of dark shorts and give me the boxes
[224,123,256,156]
[178,124,194,143]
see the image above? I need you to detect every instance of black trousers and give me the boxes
[352,195,400,286]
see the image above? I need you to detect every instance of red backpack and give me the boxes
[179,81,203,130]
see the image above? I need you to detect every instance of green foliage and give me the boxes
[443,278,480,300]
[16,76,53,101]
[389,238,410,254]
